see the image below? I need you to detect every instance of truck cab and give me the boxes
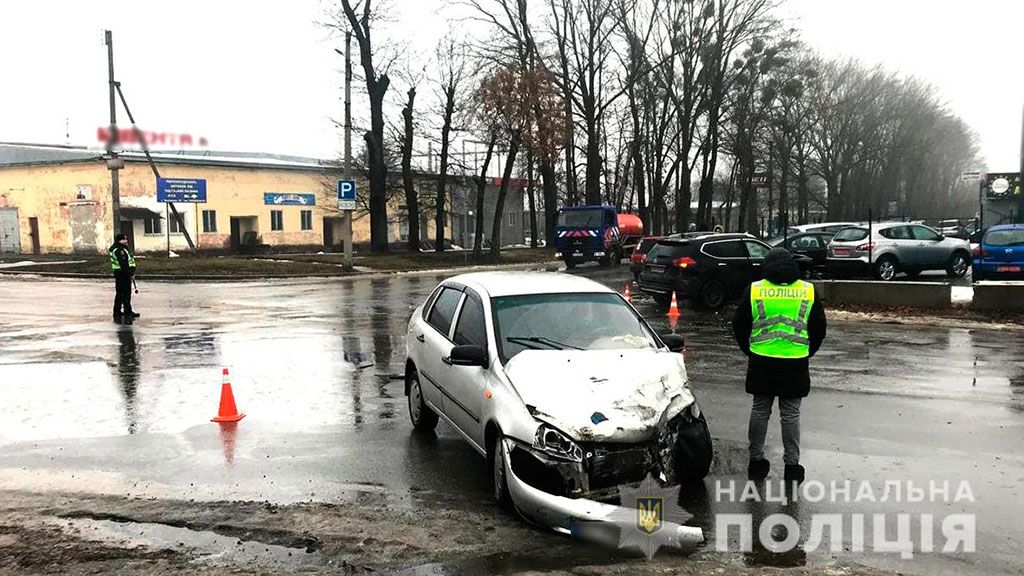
[554,205,642,268]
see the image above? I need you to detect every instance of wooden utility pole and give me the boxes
[343,31,354,267]
[105,30,121,237]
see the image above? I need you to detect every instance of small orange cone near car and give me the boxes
[623,282,632,304]
[212,368,245,423]
[667,291,681,318]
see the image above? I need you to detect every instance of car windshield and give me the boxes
[557,209,605,228]
[984,229,1024,246]
[492,292,658,363]
[833,227,868,242]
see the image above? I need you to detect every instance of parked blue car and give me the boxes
[973,224,1024,281]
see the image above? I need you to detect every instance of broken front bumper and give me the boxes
[501,439,704,547]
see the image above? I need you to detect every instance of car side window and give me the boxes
[704,240,746,258]
[421,285,444,320]
[427,287,463,337]
[453,290,487,348]
[882,226,910,240]
[912,225,942,241]
[744,240,769,259]
[791,235,820,249]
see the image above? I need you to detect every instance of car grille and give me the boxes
[584,442,651,490]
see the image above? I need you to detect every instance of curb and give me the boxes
[0,260,565,282]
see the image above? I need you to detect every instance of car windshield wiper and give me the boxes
[505,336,583,351]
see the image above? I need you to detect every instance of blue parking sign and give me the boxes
[337,180,356,210]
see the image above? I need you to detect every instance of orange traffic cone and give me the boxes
[666,291,681,318]
[212,368,245,423]
[623,282,632,304]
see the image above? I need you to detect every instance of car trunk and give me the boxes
[643,241,695,284]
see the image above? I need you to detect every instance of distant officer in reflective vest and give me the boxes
[109,233,139,321]
[733,248,826,484]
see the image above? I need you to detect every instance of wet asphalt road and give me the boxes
[0,267,1022,575]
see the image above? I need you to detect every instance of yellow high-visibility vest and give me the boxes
[749,279,814,359]
[109,246,136,271]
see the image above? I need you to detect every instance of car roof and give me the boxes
[445,271,616,298]
[664,232,754,242]
[988,224,1024,231]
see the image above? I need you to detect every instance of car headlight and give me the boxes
[533,424,584,462]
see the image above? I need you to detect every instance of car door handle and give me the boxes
[718,262,727,266]
[416,334,425,343]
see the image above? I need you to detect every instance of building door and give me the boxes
[28,217,40,254]
[323,217,335,247]
[0,208,21,254]
[230,217,241,249]
[120,220,135,252]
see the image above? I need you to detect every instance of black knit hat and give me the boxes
[115,233,128,242]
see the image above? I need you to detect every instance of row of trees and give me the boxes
[334,0,980,253]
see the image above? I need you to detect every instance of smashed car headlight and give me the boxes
[533,424,584,462]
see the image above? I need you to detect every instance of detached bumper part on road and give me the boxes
[500,439,704,548]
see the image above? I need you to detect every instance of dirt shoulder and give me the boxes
[0,490,904,576]
[0,248,558,279]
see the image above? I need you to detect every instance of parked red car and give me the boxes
[630,236,665,281]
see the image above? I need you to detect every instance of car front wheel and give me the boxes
[946,251,969,278]
[674,410,713,482]
[490,430,512,509]
[407,369,438,432]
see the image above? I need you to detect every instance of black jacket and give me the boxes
[732,250,826,398]
[109,243,136,277]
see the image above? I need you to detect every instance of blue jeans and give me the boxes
[748,395,802,466]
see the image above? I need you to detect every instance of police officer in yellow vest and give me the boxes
[109,234,140,321]
[733,247,826,484]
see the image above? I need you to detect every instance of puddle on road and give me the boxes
[53,517,328,569]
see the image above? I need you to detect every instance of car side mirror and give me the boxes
[446,345,488,368]
[661,334,685,352]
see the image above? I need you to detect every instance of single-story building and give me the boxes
[0,143,525,254]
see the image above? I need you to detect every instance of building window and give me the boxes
[270,210,284,231]
[202,210,217,233]
[143,217,162,234]
[507,211,516,227]
[169,213,186,234]
[300,210,313,231]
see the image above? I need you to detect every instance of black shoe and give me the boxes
[125,312,141,318]
[784,464,805,484]
[113,313,123,321]
[748,458,770,481]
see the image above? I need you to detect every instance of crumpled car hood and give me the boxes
[503,348,694,442]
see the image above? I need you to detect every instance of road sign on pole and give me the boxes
[157,178,207,203]
[338,180,357,210]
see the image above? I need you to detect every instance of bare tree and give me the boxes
[336,0,392,252]
[433,39,471,252]
[399,85,420,251]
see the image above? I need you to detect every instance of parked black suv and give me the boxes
[637,233,773,309]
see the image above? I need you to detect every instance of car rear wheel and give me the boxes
[946,251,969,278]
[874,256,898,281]
[699,279,727,309]
[564,257,576,270]
[490,430,512,510]
[407,370,438,432]
[674,410,713,482]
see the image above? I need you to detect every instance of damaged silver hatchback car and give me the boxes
[404,272,711,534]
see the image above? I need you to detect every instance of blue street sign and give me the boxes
[338,180,356,210]
[264,192,316,206]
[157,178,207,203]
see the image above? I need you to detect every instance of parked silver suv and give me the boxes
[827,223,971,280]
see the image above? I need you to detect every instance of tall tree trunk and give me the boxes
[490,131,522,259]
[435,88,455,253]
[540,157,559,246]
[583,108,602,205]
[400,87,419,251]
[526,149,537,248]
[341,0,391,253]
[473,133,498,260]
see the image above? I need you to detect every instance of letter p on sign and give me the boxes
[338,180,357,210]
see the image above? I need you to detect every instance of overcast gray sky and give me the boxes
[0,0,1020,171]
